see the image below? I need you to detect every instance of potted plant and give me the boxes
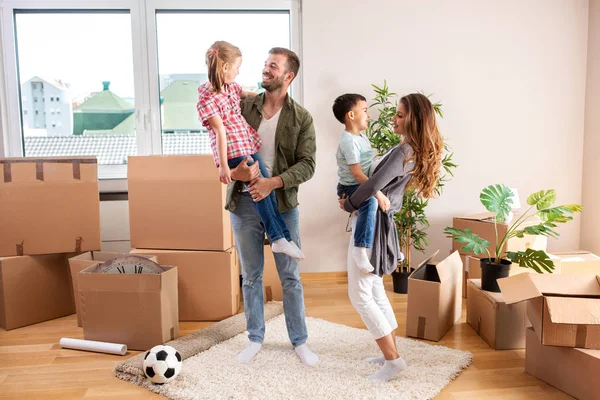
[367,81,457,294]
[443,184,583,292]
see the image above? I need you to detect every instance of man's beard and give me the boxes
[261,74,285,92]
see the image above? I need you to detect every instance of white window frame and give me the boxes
[0,0,150,180]
[0,0,302,187]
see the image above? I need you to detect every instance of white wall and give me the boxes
[582,0,600,254]
[298,0,589,272]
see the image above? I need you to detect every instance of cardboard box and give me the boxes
[128,155,233,251]
[406,250,463,342]
[68,252,159,327]
[78,263,179,351]
[0,157,101,257]
[467,279,529,349]
[451,212,547,258]
[130,248,240,321]
[0,254,76,330]
[263,245,283,301]
[498,273,600,349]
[552,251,600,275]
[525,327,600,400]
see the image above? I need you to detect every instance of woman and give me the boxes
[339,93,443,382]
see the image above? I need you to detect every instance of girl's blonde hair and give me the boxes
[400,93,444,199]
[205,41,242,93]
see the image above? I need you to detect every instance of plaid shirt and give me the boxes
[196,82,262,167]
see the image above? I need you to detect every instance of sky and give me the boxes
[15,11,290,100]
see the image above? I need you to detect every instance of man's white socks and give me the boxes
[295,344,319,366]
[236,342,262,363]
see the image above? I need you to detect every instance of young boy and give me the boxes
[333,93,390,273]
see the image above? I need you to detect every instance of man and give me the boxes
[226,47,318,366]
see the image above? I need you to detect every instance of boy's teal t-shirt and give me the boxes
[336,130,375,186]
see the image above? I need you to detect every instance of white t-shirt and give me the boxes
[256,107,282,177]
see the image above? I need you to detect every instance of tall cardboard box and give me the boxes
[525,327,600,400]
[0,254,76,330]
[68,252,159,327]
[128,155,233,251]
[130,248,240,321]
[498,273,600,349]
[0,157,101,256]
[552,251,600,275]
[78,264,179,351]
[406,250,463,342]
[467,279,529,349]
[263,245,284,301]
[451,212,547,258]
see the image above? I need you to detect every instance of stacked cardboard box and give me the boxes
[127,155,243,321]
[406,250,463,342]
[0,157,101,330]
[499,273,600,399]
[451,213,548,297]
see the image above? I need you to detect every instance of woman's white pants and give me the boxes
[347,214,398,340]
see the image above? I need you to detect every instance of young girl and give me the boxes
[196,41,303,260]
[339,93,443,382]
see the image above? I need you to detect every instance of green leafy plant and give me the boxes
[366,81,457,272]
[443,184,583,273]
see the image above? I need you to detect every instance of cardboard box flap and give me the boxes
[78,264,175,292]
[499,274,600,305]
[497,273,543,304]
[436,251,462,283]
[546,296,600,325]
[128,155,218,180]
[408,250,439,280]
[455,212,497,223]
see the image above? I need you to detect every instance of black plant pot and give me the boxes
[480,258,512,292]
[392,268,414,294]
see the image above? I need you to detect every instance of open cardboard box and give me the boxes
[68,252,158,327]
[467,279,529,349]
[78,263,179,351]
[498,273,600,349]
[406,250,462,342]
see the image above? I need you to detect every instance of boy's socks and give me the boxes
[368,357,407,382]
[272,238,303,260]
[352,246,374,273]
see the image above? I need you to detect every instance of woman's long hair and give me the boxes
[205,41,241,93]
[400,93,443,199]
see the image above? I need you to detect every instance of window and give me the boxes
[0,0,300,180]
[154,11,290,156]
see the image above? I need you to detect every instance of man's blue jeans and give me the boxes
[230,192,308,347]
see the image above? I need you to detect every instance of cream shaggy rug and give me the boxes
[115,303,472,400]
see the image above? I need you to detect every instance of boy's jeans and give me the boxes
[228,154,291,242]
[230,192,308,347]
[337,184,377,248]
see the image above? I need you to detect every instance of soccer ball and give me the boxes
[143,345,182,384]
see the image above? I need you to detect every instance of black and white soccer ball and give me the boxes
[143,345,182,384]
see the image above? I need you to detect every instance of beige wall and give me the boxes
[298,0,589,272]
[582,0,600,254]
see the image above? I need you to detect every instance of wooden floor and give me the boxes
[0,273,574,400]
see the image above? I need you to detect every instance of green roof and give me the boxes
[74,90,134,112]
[83,113,135,135]
[160,80,202,131]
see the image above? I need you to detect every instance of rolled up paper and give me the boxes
[60,337,127,356]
